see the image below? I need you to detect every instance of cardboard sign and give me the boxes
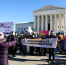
[21,38,57,48]
[39,30,49,38]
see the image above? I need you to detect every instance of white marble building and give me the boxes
[33,5,66,33]
[15,22,34,34]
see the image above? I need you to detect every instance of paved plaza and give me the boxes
[8,51,66,65]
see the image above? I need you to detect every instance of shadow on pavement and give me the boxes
[37,59,66,65]
[8,55,66,65]
[8,51,66,65]
[8,55,48,62]
[8,51,23,56]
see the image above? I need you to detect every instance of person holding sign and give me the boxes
[48,31,56,63]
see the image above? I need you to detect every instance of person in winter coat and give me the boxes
[57,33,64,53]
[48,31,56,63]
[0,32,16,65]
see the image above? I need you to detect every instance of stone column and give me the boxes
[64,13,66,29]
[54,14,57,31]
[50,14,52,31]
[37,15,39,31]
[59,13,61,31]
[45,15,48,30]
[34,16,36,31]
[41,15,43,30]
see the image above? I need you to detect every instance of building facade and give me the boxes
[16,22,34,34]
[33,5,66,33]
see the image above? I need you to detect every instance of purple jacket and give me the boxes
[0,35,16,65]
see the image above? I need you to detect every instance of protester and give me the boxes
[43,44,47,56]
[32,33,35,39]
[30,33,35,55]
[35,35,41,55]
[29,34,33,39]
[57,33,64,53]
[18,34,22,52]
[21,35,25,52]
[8,32,17,57]
[48,31,56,63]
[37,32,39,37]
[0,32,16,65]
[57,33,64,41]
[34,34,37,39]
[25,34,29,38]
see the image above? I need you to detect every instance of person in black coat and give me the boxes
[29,34,35,55]
[8,32,17,57]
[18,34,22,52]
[48,31,56,63]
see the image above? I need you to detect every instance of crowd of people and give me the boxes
[0,31,66,63]
[14,31,65,63]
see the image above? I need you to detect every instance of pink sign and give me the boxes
[39,30,49,38]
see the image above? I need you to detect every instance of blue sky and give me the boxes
[0,0,66,31]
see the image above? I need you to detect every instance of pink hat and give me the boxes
[0,32,4,39]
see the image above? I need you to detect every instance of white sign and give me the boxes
[0,22,14,34]
[21,38,58,48]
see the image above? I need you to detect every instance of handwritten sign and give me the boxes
[39,30,49,38]
[0,22,14,35]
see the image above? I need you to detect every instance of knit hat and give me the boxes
[0,32,6,42]
[0,32,4,39]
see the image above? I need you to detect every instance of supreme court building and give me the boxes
[33,5,66,33]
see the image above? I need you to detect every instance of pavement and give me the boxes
[8,51,66,65]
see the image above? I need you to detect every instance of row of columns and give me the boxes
[64,13,66,28]
[34,13,66,31]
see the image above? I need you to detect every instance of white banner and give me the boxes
[21,38,58,48]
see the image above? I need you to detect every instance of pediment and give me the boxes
[34,5,66,12]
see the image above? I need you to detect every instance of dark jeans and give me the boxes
[43,48,47,56]
[19,38,22,52]
[30,47,34,55]
[49,48,55,61]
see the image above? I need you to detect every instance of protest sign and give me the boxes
[21,38,57,48]
[63,40,66,52]
[39,30,49,38]
[0,22,14,35]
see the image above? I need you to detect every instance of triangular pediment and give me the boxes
[34,5,66,12]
